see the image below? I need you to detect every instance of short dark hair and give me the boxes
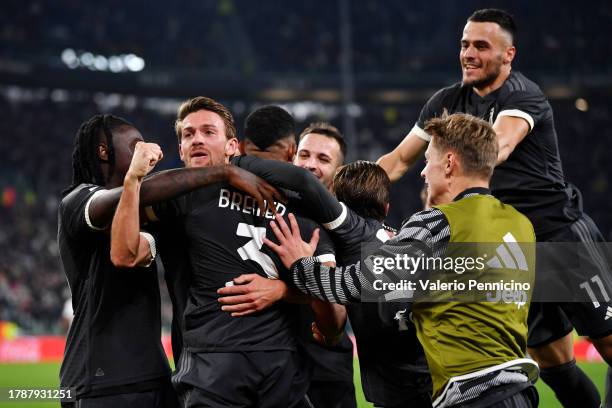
[333,161,390,222]
[468,8,517,44]
[244,105,296,149]
[424,113,498,180]
[175,96,236,142]
[299,122,347,160]
[65,114,134,194]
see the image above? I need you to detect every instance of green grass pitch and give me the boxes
[0,360,606,407]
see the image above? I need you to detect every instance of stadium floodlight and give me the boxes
[80,52,95,70]
[61,49,79,69]
[60,49,145,73]
[108,56,124,73]
[124,54,145,72]
[94,55,108,71]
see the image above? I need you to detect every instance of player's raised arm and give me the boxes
[110,142,162,268]
[493,112,531,165]
[233,155,343,225]
[86,164,282,228]
[377,128,428,182]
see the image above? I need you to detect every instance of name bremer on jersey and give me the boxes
[218,188,287,219]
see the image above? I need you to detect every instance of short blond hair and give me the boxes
[424,113,498,179]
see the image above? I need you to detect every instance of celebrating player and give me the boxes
[116,97,343,407]
[58,113,277,408]
[222,106,356,408]
[377,8,612,407]
[266,113,539,408]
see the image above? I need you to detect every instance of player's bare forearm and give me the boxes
[310,299,347,344]
[89,166,231,227]
[377,133,427,182]
[92,165,280,226]
[110,141,161,267]
[377,150,410,182]
[110,175,143,267]
[493,115,530,165]
[140,166,230,204]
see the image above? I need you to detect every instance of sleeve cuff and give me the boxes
[323,202,347,230]
[497,109,534,131]
[84,189,108,231]
[315,254,336,264]
[411,124,432,142]
[140,232,157,267]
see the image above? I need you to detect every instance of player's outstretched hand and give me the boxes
[263,213,319,269]
[227,166,285,215]
[126,141,163,181]
[217,274,288,317]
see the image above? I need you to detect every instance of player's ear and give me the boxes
[445,152,455,176]
[98,143,109,162]
[178,141,186,162]
[504,45,516,65]
[384,202,390,216]
[225,137,239,157]
[287,143,297,163]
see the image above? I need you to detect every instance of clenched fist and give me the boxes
[126,142,163,181]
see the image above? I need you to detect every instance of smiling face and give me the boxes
[460,21,515,91]
[294,133,343,190]
[178,109,238,168]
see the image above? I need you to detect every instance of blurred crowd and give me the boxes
[0,89,610,333]
[1,0,611,77]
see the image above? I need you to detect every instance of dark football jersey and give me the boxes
[414,71,581,238]
[148,220,191,363]
[335,208,432,405]
[231,155,355,383]
[153,182,335,352]
[57,184,170,398]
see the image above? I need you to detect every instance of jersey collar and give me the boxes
[453,187,491,202]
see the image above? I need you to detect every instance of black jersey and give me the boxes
[153,182,335,353]
[334,207,432,405]
[57,184,170,398]
[148,220,191,363]
[414,71,580,238]
[230,155,355,384]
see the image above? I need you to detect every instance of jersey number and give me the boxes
[236,223,279,279]
[579,275,610,308]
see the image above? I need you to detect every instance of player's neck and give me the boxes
[105,173,125,189]
[448,177,489,202]
[472,67,512,97]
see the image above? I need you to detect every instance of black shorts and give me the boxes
[306,380,357,408]
[61,379,179,408]
[172,349,310,408]
[528,214,612,347]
